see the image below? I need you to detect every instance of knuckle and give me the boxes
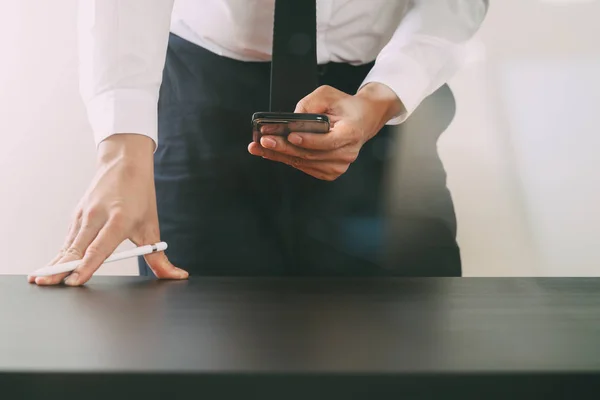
[72,208,83,221]
[302,151,317,161]
[339,165,350,175]
[344,152,359,164]
[280,141,292,154]
[83,205,101,221]
[136,228,160,245]
[84,245,104,260]
[291,157,304,168]
[332,165,349,177]
[109,211,131,230]
[80,219,95,231]
[65,247,84,259]
[296,99,307,112]
[317,85,333,94]
[146,223,161,238]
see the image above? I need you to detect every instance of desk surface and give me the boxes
[1,276,600,398]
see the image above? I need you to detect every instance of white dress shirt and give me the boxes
[77,0,488,148]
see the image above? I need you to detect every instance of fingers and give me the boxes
[30,251,66,282]
[143,251,189,280]
[131,229,189,280]
[287,119,360,151]
[27,252,64,283]
[28,212,84,284]
[33,258,78,286]
[66,216,104,260]
[260,121,356,153]
[34,217,103,286]
[248,141,309,171]
[63,219,125,286]
[62,210,83,252]
[249,137,358,165]
[288,130,350,151]
[257,136,328,161]
[254,145,309,170]
[299,163,350,181]
[248,142,348,180]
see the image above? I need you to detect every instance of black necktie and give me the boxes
[269,0,318,269]
[270,0,318,112]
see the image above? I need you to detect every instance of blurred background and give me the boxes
[0,0,598,277]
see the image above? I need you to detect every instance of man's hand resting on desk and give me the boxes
[28,135,189,287]
[248,82,403,181]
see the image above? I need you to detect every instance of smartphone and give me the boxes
[252,112,330,143]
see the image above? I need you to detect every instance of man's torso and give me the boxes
[170,0,409,64]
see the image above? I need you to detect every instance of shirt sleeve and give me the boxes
[77,0,175,149]
[360,0,489,125]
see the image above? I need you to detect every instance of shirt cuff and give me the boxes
[359,52,431,125]
[85,88,158,151]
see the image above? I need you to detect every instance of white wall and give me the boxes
[1,0,598,277]
[0,0,137,275]
[444,0,600,276]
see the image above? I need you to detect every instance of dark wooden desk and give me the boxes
[1,276,599,399]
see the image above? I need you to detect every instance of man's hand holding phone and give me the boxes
[248,83,403,181]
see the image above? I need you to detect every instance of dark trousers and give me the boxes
[139,33,461,277]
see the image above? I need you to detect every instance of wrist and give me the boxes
[97,134,155,168]
[355,82,404,130]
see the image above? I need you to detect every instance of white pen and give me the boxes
[30,242,168,277]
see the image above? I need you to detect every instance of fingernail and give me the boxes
[288,134,302,145]
[64,272,79,286]
[261,137,276,148]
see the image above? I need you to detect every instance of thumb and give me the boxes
[143,250,189,280]
[132,216,188,280]
[294,85,338,114]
